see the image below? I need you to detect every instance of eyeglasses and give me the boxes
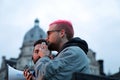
[47,30,61,35]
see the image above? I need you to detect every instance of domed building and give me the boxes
[0,19,46,80]
[16,19,46,70]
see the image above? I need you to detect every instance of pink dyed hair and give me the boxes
[49,20,74,40]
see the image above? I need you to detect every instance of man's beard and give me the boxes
[48,43,56,51]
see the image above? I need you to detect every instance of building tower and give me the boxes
[16,19,46,70]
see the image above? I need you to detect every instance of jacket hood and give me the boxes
[61,37,88,54]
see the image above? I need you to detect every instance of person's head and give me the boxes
[32,39,47,64]
[46,20,74,51]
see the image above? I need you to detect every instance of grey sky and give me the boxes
[0,0,120,74]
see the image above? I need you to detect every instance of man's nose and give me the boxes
[45,37,49,42]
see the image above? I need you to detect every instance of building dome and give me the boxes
[23,19,46,45]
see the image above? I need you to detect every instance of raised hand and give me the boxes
[23,69,34,80]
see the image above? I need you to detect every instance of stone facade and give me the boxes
[87,49,100,75]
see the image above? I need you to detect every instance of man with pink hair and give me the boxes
[24,20,90,80]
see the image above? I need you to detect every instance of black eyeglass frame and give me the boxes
[47,30,61,35]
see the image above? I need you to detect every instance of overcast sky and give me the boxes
[0,0,120,74]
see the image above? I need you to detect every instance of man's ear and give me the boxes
[60,29,65,38]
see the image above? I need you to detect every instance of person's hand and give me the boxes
[23,69,34,80]
[38,42,50,58]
